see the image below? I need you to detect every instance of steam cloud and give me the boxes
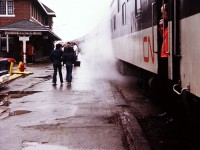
[78,7,121,81]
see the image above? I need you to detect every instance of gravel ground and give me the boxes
[112,76,200,150]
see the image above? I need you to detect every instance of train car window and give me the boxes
[118,0,120,12]
[122,3,126,25]
[113,15,116,30]
[135,0,141,17]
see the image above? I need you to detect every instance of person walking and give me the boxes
[62,46,76,86]
[50,43,63,85]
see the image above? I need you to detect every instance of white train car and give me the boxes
[110,0,200,125]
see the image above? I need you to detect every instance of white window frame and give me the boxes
[0,0,14,17]
[135,0,141,17]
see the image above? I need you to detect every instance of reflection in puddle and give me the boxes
[8,91,41,98]
[22,142,69,150]
[9,110,31,116]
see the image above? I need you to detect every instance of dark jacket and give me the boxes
[62,52,76,64]
[50,49,63,65]
[62,47,76,64]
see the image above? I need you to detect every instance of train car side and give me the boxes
[111,0,159,75]
[110,0,200,127]
[177,0,200,98]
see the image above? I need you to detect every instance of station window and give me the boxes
[0,38,7,52]
[0,36,14,52]
[135,0,141,17]
[0,0,14,15]
[44,17,49,26]
[122,3,126,25]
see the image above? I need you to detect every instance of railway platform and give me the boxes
[0,55,151,150]
[1,54,198,149]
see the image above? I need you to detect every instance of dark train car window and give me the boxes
[113,15,116,30]
[135,0,141,17]
[122,3,126,25]
[118,0,120,12]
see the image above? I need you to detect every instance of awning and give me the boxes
[0,19,61,41]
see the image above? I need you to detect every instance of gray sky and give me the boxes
[39,0,112,41]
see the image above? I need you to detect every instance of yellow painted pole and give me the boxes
[9,62,14,75]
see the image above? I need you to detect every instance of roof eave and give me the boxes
[37,0,56,17]
[0,29,61,41]
[0,28,48,32]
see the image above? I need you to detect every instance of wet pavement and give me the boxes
[0,55,151,150]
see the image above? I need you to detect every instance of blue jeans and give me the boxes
[65,62,73,82]
[53,64,63,83]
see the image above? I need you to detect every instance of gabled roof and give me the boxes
[0,19,61,40]
[42,3,56,16]
[37,0,56,17]
[0,19,48,31]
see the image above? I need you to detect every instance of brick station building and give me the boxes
[0,0,61,63]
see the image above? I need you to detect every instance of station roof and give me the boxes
[0,19,61,41]
[38,0,56,17]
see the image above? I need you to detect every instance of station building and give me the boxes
[0,0,61,63]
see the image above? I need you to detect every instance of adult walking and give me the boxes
[50,43,63,85]
[62,46,76,85]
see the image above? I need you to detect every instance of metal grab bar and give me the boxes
[152,2,156,53]
[173,82,190,95]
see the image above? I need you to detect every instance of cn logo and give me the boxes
[143,36,155,64]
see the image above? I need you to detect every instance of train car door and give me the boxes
[168,0,180,83]
[167,0,173,80]
[156,0,169,80]
[156,0,179,83]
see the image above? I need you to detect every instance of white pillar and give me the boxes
[19,36,29,64]
[22,40,26,64]
[6,34,9,53]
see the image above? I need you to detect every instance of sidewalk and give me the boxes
[0,56,151,150]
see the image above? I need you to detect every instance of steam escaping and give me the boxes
[78,5,121,80]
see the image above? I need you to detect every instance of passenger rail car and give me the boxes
[110,0,200,124]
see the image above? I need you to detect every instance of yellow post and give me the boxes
[9,62,14,75]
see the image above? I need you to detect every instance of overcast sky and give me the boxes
[39,0,112,42]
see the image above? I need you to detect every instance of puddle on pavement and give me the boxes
[22,141,69,150]
[0,91,40,112]
[33,75,51,80]
[9,110,31,116]
[8,91,41,98]
[0,93,10,102]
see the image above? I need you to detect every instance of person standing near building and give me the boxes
[50,43,63,85]
[62,46,76,86]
